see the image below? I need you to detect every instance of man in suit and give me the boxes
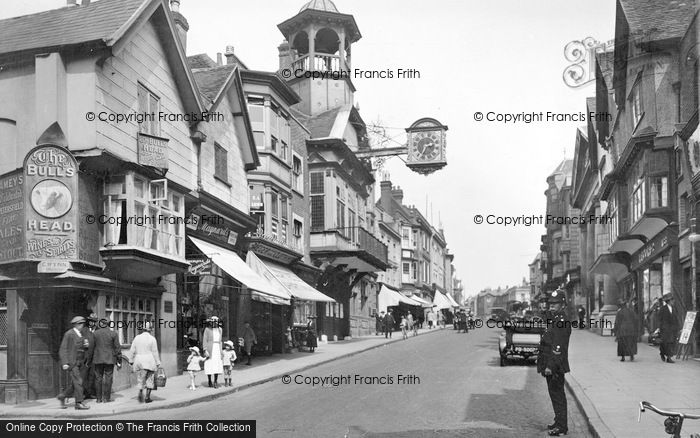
[657,293,679,363]
[57,316,90,410]
[537,290,571,436]
[384,310,395,338]
[81,313,97,400]
[92,318,122,403]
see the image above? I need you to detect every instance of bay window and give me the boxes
[649,176,668,208]
[102,172,184,258]
[630,177,645,224]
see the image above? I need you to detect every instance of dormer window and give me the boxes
[630,81,643,129]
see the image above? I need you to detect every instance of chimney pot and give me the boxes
[170,0,180,12]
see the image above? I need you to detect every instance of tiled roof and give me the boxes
[305,106,343,139]
[299,0,339,13]
[191,65,236,102]
[619,0,695,41]
[550,159,573,179]
[0,0,146,56]
[187,54,218,69]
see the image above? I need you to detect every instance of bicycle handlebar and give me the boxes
[639,401,700,420]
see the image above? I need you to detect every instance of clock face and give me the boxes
[412,131,441,161]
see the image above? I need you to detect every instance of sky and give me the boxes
[1,0,616,297]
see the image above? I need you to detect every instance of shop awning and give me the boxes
[378,284,422,313]
[407,294,433,307]
[446,293,460,307]
[432,291,452,310]
[188,237,291,305]
[248,254,335,303]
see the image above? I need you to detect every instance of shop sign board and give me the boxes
[631,228,676,271]
[37,260,71,273]
[137,133,169,169]
[24,145,78,262]
[679,311,697,345]
[0,170,25,263]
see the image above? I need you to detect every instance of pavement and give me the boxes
[565,328,700,438]
[0,327,439,419]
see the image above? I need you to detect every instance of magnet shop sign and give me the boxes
[24,143,78,264]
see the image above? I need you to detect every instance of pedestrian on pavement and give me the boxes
[81,313,97,401]
[613,300,638,362]
[384,310,395,338]
[306,320,318,353]
[57,316,90,410]
[407,313,415,336]
[576,305,586,329]
[186,346,206,390]
[400,315,408,339]
[92,317,122,403]
[222,341,237,386]
[203,316,224,388]
[537,290,571,436]
[127,321,161,403]
[242,321,257,365]
[656,293,679,363]
[375,311,384,336]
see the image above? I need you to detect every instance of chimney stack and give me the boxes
[81,0,90,5]
[66,0,77,5]
[216,53,223,66]
[278,40,292,73]
[170,0,189,52]
[379,180,393,215]
[225,46,236,65]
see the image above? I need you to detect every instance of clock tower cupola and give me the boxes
[277,0,361,116]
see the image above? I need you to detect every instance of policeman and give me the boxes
[537,289,571,436]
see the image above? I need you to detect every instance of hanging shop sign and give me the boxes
[24,144,78,262]
[187,209,238,247]
[137,133,169,169]
[187,257,212,275]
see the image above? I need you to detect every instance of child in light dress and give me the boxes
[186,346,206,390]
[222,340,237,387]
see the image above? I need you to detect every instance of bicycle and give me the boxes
[638,401,700,438]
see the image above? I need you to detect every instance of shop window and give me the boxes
[137,83,160,137]
[649,176,668,208]
[214,143,228,183]
[103,172,184,257]
[106,294,156,345]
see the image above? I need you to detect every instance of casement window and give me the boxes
[630,82,643,128]
[0,291,6,349]
[402,227,410,246]
[137,83,160,136]
[630,177,645,224]
[214,143,228,182]
[310,172,325,230]
[336,200,346,231]
[293,218,303,249]
[280,195,288,243]
[247,96,265,149]
[292,154,303,193]
[103,172,184,258]
[649,176,668,208]
[608,194,619,245]
[270,191,279,239]
[270,136,278,154]
[411,262,417,280]
[105,294,156,345]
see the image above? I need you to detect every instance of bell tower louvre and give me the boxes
[277,0,362,116]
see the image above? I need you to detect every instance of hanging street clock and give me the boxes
[405,118,448,175]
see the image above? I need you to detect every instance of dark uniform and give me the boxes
[537,290,571,436]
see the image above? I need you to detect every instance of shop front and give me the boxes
[629,226,679,339]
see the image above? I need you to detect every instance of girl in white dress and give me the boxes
[222,340,237,387]
[203,316,224,388]
[186,347,206,390]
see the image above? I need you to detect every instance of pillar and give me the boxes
[308,27,316,72]
[4,289,28,404]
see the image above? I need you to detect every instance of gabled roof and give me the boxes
[618,0,695,42]
[192,64,236,102]
[305,106,344,139]
[0,0,204,120]
[0,0,145,57]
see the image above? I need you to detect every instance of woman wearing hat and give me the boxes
[127,321,161,403]
[202,316,224,388]
[613,300,638,361]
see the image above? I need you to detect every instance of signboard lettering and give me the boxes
[137,133,169,169]
[679,311,697,345]
[0,171,25,263]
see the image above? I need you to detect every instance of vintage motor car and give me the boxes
[497,319,546,366]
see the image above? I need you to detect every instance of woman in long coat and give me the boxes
[202,316,224,388]
[614,301,638,361]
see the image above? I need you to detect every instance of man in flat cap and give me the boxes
[57,316,90,410]
[81,313,98,400]
[537,290,571,436]
[656,293,679,363]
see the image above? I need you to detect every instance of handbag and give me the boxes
[155,366,167,388]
